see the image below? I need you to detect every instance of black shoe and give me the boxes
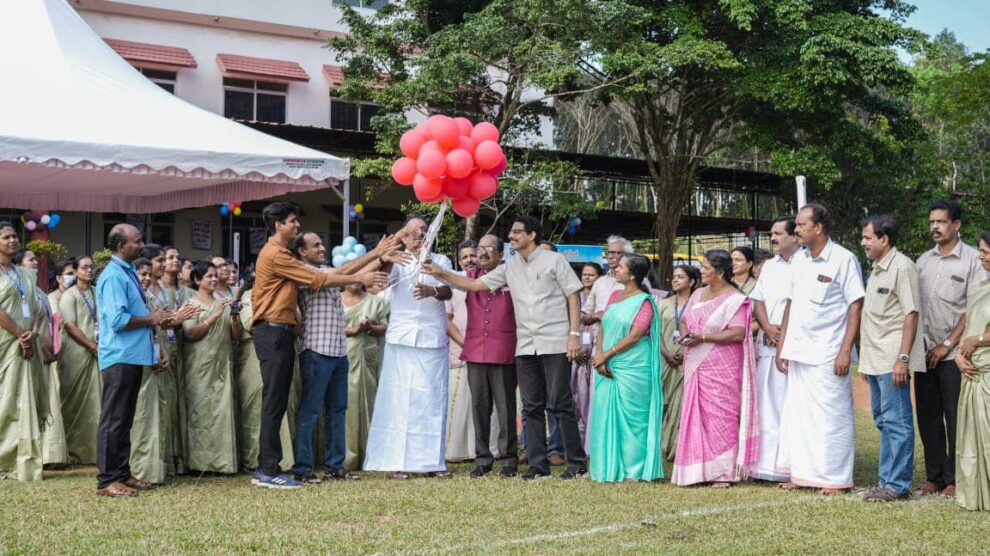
[500,467,518,478]
[322,469,359,482]
[470,466,492,479]
[521,468,552,481]
[560,466,588,480]
[292,472,322,484]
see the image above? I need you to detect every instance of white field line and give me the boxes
[427,495,848,555]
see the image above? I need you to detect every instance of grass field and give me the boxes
[2,411,988,554]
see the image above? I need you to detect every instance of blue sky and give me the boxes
[906,0,990,54]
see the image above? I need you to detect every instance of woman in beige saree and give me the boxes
[58,256,101,464]
[341,283,389,471]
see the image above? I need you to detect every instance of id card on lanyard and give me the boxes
[1,265,31,319]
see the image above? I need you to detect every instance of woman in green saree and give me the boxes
[657,265,700,467]
[233,277,294,473]
[181,260,240,474]
[341,282,389,471]
[0,224,46,481]
[161,246,191,472]
[16,249,67,467]
[590,254,664,483]
[954,232,990,511]
[58,256,101,465]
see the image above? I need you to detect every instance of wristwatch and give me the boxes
[942,339,953,349]
[898,353,910,363]
[569,331,581,337]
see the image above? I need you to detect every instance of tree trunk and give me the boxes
[650,162,698,289]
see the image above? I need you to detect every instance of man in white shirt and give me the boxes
[581,236,633,325]
[776,203,865,494]
[364,217,454,478]
[749,215,800,482]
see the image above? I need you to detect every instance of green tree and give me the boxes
[330,0,611,238]
[591,0,926,282]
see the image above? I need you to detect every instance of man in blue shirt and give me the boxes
[94,224,169,497]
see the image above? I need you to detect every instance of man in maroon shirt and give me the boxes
[463,234,518,478]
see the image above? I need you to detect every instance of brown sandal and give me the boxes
[865,488,909,502]
[391,472,411,480]
[96,482,139,497]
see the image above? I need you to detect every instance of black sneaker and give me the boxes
[322,469,359,481]
[521,468,552,481]
[560,466,588,480]
[470,466,492,479]
[292,472,322,484]
[500,467,518,478]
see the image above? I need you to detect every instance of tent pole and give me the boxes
[342,179,350,239]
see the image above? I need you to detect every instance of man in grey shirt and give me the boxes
[914,199,985,499]
[425,215,588,480]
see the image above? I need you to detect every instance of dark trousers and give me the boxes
[291,350,348,475]
[467,362,518,469]
[915,359,961,487]
[516,353,587,474]
[96,363,143,489]
[252,324,296,477]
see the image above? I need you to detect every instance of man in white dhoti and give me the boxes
[445,240,478,462]
[749,215,800,482]
[364,217,454,479]
[776,203,864,494]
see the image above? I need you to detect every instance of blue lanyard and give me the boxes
[673,297,687,330]
[35,290,51,320]
[79,287,98,325]
[148,286,169,309]
[112,258,147,305]
[0,264,24,298]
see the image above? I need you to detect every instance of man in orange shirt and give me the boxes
[250,202,393,489]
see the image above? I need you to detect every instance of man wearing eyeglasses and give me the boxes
[424,216,588,480]
[581,236,635,328]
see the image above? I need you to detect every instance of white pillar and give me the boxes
[795,175,807,209]
[342,178,350,239]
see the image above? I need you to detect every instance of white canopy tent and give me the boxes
[0,0,351,231]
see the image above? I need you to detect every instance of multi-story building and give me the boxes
[3,0,789,270]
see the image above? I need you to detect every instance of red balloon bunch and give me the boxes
[391,115,507,217]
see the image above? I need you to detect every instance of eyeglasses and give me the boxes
[477,246,500,253]
[605,250,625,257]
[508,228,527,236]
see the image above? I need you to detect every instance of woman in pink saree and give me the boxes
[672,249,759,487]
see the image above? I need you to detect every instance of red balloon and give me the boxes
[456,135,475,152]
[474,140,504,170]
[442,176,470,200]
[445,149,475,179]
[468,172,498,200]
[399,128,429,159]
[427,115,460,149]
[413,173,443,202]
[452,196,481,218]
[470,122,500,145]
[485,155,508,176]
[391,157,417,185]
[422,191,446,204]
[416,149,447,180]
[453,117,473,137]
[419,139,446,155]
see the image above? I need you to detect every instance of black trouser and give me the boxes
[516,353,587,474]
[96,363,143,489]
[915,358,961,487]
[252,323,296,477]
[467,362,518,469]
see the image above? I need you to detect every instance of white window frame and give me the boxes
[223,79,288,122]
[329,95,380,131]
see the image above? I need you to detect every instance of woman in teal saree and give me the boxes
[590,254,664,483]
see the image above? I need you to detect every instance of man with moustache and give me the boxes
[775,203,864,494]
[749,215,800,482]
[460,235,519,478]
[858,215,923,502]
[914,199,984,498]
